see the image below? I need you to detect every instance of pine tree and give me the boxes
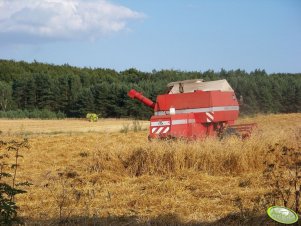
[12,79,27,109]
[72,88,95,117]
[25,78,37,110]
[91,83,109,117]
[0,81,13,111]
[35,74,54,110]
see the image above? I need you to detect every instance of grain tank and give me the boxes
[128,79,255,139]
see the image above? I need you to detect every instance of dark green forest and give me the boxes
[0,59,300,119]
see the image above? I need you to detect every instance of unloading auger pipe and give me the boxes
[128,89,155,109]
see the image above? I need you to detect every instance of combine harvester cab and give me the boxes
[128,79,256,140]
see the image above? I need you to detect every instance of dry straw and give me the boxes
[2,113,299,225]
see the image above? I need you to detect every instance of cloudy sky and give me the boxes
[0,0,300,73]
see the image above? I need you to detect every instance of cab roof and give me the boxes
[167,79,234,94]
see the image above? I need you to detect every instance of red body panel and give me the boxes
[155,91,238,111]
[155,91,211,110]
[154,90,239,124]
[149,113,216,139]
[192,111,237,124]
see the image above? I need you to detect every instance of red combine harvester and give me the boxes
[128,79,256,140]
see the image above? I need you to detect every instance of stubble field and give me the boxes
[0,114,300,225]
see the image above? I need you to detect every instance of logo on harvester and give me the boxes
[267,206,298,224]
[206,112,214,122]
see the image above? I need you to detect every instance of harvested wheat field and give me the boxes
[1,113,301,225]
[0,118,149,135]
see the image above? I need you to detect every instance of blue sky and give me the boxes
[0,0,300,73]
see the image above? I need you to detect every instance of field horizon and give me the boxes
[0,118,149,135]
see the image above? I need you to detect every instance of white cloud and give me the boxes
[0,0,144,42]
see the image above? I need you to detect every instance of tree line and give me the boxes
[0,60,300,119]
